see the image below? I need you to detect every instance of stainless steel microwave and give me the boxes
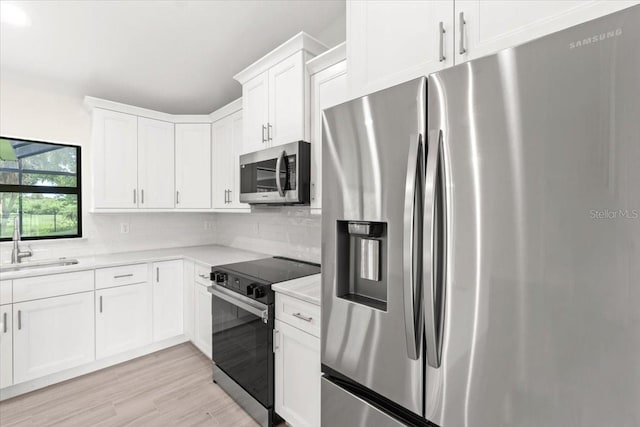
[239,141,311,205]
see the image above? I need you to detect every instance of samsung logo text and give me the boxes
[570,28,622,49]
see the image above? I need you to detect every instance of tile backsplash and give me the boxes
[214,207,321,263]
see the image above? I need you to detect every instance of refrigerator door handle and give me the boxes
[424,130,446,368]
[402,133,425,361]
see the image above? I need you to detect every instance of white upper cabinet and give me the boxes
[92,108,138,209]
[268,52,306,146]
[308,43,348,210]
[152,260,184,342]
[235,32,327,153]
[242,73,270,154]
[347,0,454,98]
[211,99,248,210]
[137,117,175,209]
[175,123,212,209]
[454,1,638,63]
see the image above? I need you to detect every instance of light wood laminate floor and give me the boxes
[0,343,260,426]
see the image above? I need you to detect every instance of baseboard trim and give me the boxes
[0,335,189,401]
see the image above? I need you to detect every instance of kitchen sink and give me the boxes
[0,258,80,273]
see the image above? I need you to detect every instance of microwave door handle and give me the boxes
[424,130,446,368]
[403,134,424,361]
[275,150,286,197]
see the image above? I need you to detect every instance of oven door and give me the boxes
[209,284,273,407]
[239,141,305,204]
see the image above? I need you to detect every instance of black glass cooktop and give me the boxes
[216,256,320,285]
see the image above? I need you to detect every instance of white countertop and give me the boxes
[272,273,321,306]
[0,245,267,280]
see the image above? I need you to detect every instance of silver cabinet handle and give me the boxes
[311,183,315,201]
[267,123,273,142]
[424,130,447,369]
[198,273,209,279]
[3,312,6,333]
[402,134,425,361]
[439,21,446,62]
[224,189,227,203]
[133,189,137,204]
[141,189,145,204]
[99,295,103,313]
[292,312,312,322]
[459,12,466,54]
[156,267,160,283]
[262,125,267,143]
[176,191,180,205]
[114,273,133,279]
[227,189,232,204]
[18,310,22,330]
[273,329,280,352]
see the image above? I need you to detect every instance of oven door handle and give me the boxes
[208,285,269,323]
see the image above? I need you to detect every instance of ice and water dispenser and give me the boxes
[336,220,388,311]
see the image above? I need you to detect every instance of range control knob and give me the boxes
[253,286,266,299]
[246,284,257,296]
[214,272,227,284]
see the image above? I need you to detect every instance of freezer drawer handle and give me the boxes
[424,130,447,369]
[402,133,425,361]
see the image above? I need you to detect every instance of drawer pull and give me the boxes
[3,312,6,333]
[198,274,209,279]
[114,274,134,279]
[292,312,313,322]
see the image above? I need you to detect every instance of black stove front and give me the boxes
[209,257,320,427]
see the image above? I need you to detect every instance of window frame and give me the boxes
[0,136,83,241]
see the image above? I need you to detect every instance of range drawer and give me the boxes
[13,271,94,302]
[275,293,321,338]
[194,263,211,286]
[96,263,148,289]
[0,280,11,305]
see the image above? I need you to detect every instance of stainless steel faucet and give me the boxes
[11,217,32,264]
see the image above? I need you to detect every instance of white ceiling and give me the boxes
[0,0,345,114]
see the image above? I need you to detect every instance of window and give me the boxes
[0,137,82,241]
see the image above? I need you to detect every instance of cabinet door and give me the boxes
[152,260,184,341]
[13,292,94,384]
[274,319,321,427]
[347,0,454,98]
[138,117,175,209]
[183,261,195,341]
[0,305,12,389]
[212,115,234,209]
[455,0,637,63]
[268,51,306,147]
[310,60,348,210]
[175,123,211,209]
[96,282,152,359]
[229,110,249,209]
[193,283,212,359]
[242,72,269,154]
[92,108,138,208]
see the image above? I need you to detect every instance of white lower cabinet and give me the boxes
[193,282,212,359]
[96,282,153,359]
[152,260,184,341]
[0,304,13,389]
[274,311,321,427]
[13,292,95,384]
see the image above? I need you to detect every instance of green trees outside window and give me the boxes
[0,137,82,240]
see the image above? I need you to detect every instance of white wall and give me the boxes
[215,208,321,263]
[0,78,217,262]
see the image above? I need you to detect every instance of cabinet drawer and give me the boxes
[194,263,211,286]
[0,280,11,305]
[13,271,94,302]
[96,263,148,289]
[275,293,321,338]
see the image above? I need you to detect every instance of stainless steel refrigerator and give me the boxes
[321,5,640,427]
